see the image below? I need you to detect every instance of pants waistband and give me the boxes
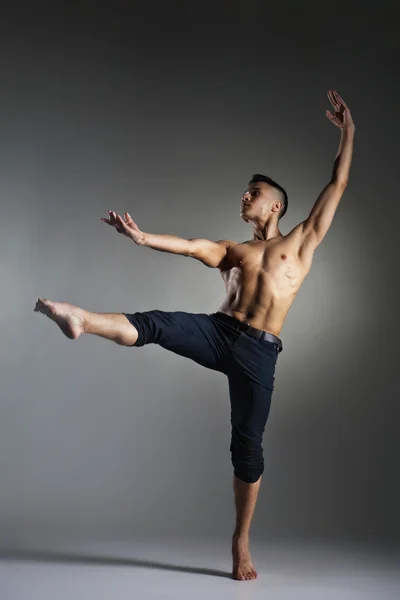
[212,311,283,352]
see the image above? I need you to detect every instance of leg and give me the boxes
[227,372,274,581]
[34,298,138,346]
[231,474,261,580]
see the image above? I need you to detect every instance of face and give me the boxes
[240,182,278,223]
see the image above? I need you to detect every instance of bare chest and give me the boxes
[220,240,306,295]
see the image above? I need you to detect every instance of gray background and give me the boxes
[0,1,398,551]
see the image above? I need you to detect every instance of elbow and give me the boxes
[332,177,348,189]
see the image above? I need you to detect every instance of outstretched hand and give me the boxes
[326,89,354,129]
[101,211,145,245]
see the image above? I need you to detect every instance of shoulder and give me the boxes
[215,239,238,249]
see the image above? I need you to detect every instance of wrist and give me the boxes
[139,231,148,246]
[340,122,355,131]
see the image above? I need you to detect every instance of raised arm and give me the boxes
[302,89,355,248]
[101,211,231,268]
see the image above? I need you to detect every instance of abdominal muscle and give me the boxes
[219,288,290,337]
[217,277,293,337]
[216,242,307,337]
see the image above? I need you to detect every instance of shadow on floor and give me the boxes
[0,549,232,579]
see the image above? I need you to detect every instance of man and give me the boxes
[34,89,354,581]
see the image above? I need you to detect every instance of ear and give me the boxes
[271,200,282,213]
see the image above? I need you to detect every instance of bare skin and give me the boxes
[33,300,138,345]
[34,89,355,581]
[217,228,313,337]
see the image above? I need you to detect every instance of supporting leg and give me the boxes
[227,370,273,581]
[231,474,261,581]
[34,297,138,346]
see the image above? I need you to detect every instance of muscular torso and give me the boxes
[217,226,314,337]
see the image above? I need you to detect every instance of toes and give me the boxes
[247,570,256,580]
[34,297,54,315]
[233,566,257,581]
[34,298,45,310]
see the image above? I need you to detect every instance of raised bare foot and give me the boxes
[33,298,86,340]
[232,534,258,581]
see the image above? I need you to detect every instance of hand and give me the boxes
[326,89,354,129]
[101,211,145,245]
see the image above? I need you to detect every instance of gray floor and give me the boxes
[1,537,398,600]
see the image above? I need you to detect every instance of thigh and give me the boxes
[226,330,278,391]
[226,331,278,438]
[228,373,273,443]
[123,310,228,372]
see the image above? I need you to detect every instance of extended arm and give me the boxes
[302,90,355,247]
[101,210,231,268]
[142,232,232,268]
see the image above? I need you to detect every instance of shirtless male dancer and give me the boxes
[34,89,354,581]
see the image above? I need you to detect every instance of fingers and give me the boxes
[328,88,348,110]
[102,211,138,237]
[109,211,123,229]
[124,212,136,225]
[326,109,334,121]
[101,211,117,227]
[332,90,342,105]
[326,109,341,127]
[101,211,125,233]
[327,89,340,111]
[115,214,126,232]
[334,90,348,108]
[124,212,139,229]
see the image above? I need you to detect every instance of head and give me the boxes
[240,174,288,224]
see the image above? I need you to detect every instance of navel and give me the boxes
[281,254,287,260]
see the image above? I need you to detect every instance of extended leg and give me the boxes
[34,298,138,346]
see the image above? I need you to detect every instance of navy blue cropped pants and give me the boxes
[122,310,282,484]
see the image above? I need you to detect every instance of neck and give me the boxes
[251,218,282,242]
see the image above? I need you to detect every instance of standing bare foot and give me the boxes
[232,534,258,581]
[33,298,86,340]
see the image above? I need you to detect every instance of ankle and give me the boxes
[79,309,90,333]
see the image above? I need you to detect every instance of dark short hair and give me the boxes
[248,173,288,220]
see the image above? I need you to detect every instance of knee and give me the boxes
[115,332,137,346]
[235,471,262,484]
[230,435,264,484]
[234,468,263,484]
[120,313,141,345]
[117,324,139,346]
